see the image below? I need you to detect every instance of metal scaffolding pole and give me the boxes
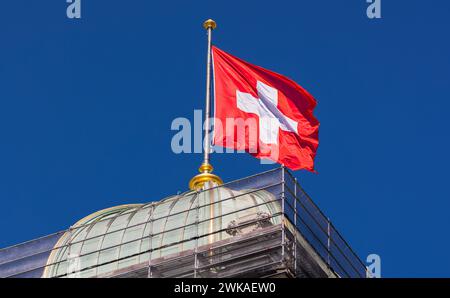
[147,205,155,278]
[281,166,286,264]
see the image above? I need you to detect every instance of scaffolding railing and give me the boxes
[0,167,368,278]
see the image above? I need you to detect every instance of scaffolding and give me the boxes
[0,167,368,278]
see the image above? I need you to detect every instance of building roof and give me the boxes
[0,168,368,278]
[43,186,280,277]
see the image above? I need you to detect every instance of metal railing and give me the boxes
[281,168,367,278]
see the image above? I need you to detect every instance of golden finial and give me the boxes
[203,19,217,30]
[189,163,223,190]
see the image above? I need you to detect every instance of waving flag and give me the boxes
[212,46,319,171]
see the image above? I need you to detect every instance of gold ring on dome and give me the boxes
[189,163,223,190]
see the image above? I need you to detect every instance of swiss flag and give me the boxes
[212,46,319,171]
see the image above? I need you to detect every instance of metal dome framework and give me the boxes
[42,186,281,278]
[0,167,369,278]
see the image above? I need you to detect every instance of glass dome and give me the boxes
[42,185,281,278]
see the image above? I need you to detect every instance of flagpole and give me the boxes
[203,19,214,167]
[189,19,223,190]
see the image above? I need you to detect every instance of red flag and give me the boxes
[212,46,319,171]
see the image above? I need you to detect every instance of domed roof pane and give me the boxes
[97,247,118,275]
[152,198,176,220]
[128,206,151,226]
[178,196,198,253]
[138,237,150,263]
[107,212,132,233]
[118,242,139,270]
[122,224,144,244]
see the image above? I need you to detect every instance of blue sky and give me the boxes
[1,1,449,277]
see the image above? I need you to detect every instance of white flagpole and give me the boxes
[203,19,215,167]
[189,19,222,190]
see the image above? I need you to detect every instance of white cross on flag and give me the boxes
[212,46,319,171]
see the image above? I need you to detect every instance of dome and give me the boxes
[42,185,281,278]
